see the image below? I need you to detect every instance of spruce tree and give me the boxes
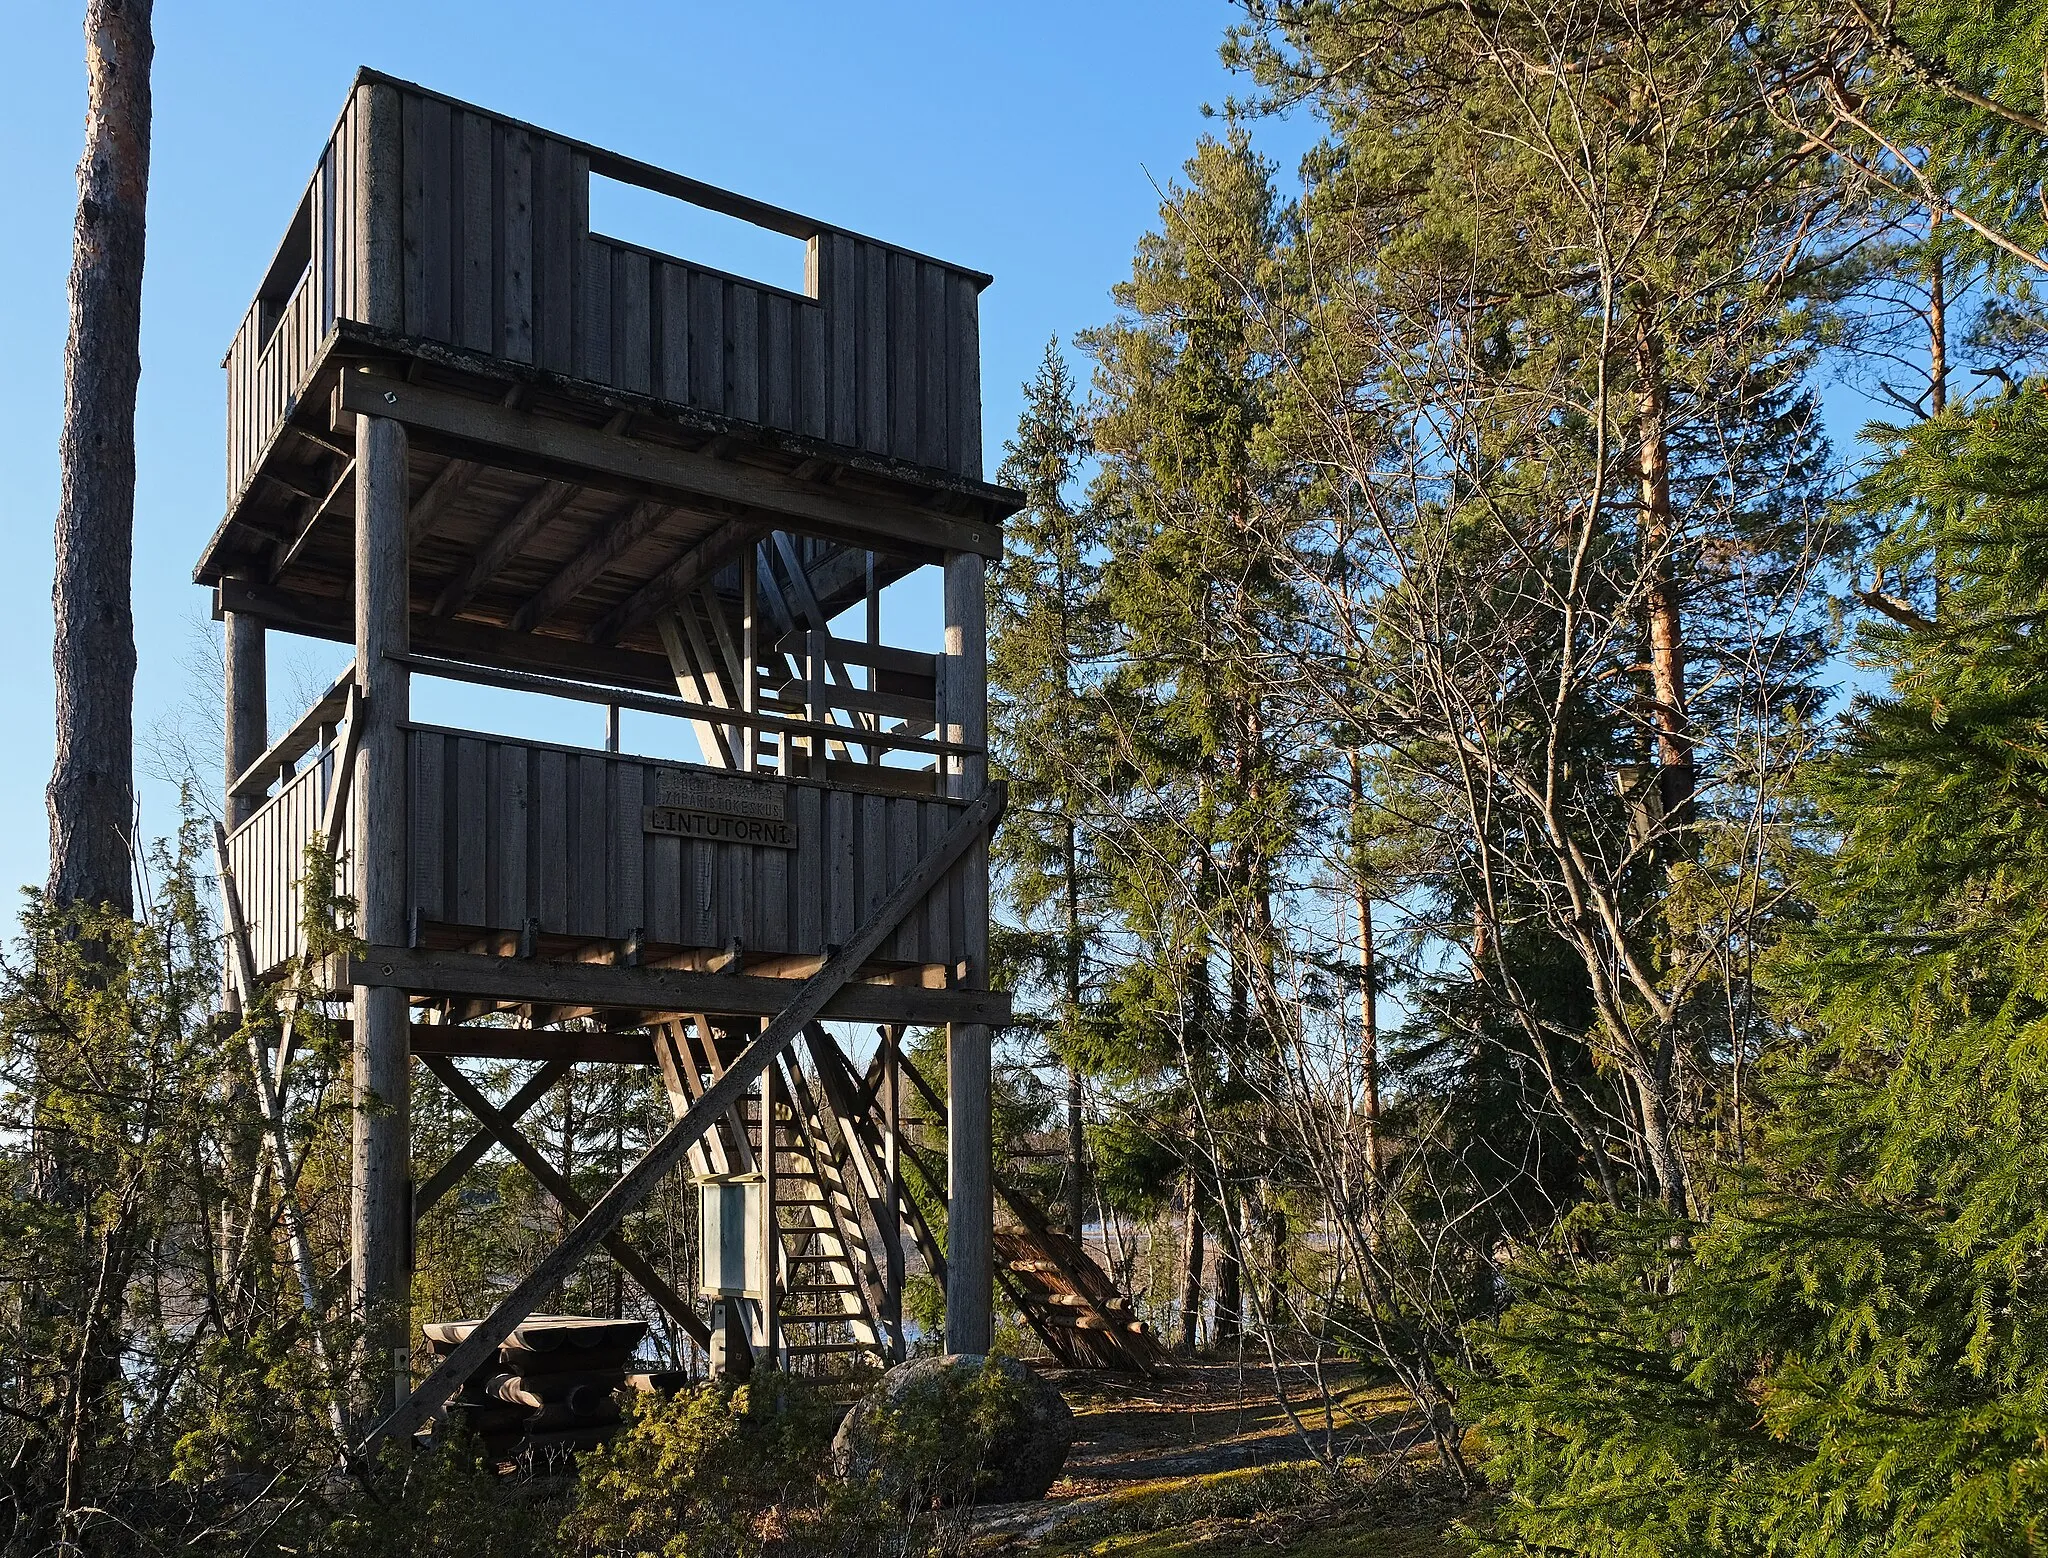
[1468,395,2048,1555]
[990,342,1114,1247]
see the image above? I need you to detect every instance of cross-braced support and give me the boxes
[358,781,1005,1453]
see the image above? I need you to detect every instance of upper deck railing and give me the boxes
[224,71,991,507]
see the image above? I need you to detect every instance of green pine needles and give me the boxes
[1467,398,2048,1555]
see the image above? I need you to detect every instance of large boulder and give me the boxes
[831,1353,1074,1504]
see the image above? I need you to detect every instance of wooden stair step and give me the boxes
[778,1334,884,1351]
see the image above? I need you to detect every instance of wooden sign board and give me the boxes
[644,768,797,850]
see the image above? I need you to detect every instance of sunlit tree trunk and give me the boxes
[47,0,151,917]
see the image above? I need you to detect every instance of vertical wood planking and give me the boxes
[690,271,724,413]
[226,85,997,504]
[949,271,980,478]
[919,261,949,470]
[499,125,534,362]
[458,111,494,352]
[536,136,576,373]
[859,243,889,453]
[798,288,827,439]
[609,760,644,939]
[578,237,613,384]
[825,234,858,446]
[399,93,426,337]
[535,748,569,931]
[645,764,683,942]
[728,283,760,424]
[570,754,608,935]
[860,794,888,936]
[889,250,918,462]
[793,785,823,951]
[886,796,920,963]
[454,737,488,924]
[684,837,715,947]
[415,95,454,341]
[921,800,951,965]
[827,789,857,945]
[410,731,446,922]
[763,293,793,430]
[493,741,529,927]
[757,807,788,952]
[614,246,651,394]
[656,262,689,401]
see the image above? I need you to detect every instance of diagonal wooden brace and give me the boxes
[358,780,1006,1453]
[419,1054,712,1349]
[412,1057,568,1218]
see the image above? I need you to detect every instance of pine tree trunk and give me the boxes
[47,0,150,917]
[1214,1218,1241,1351]
[1349,751,1384,1179]
[1635,321,1694,839]
[1064,814,1086,1246]
[1178,1177,1204,1354]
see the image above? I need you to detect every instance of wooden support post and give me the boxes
[942,549,992,1355]
[352,411,411,1416]
[224,584,267,831]
[883,1027,905,1361]
[760,1053,780,1363]
[742,547,759,772]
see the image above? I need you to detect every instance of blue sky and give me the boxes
[0,0,1302,907]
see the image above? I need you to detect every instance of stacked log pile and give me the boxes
[425,1315,648,1471]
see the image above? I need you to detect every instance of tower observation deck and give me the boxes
[199,69,1022,1440]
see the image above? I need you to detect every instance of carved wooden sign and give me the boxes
[644,768,797,849]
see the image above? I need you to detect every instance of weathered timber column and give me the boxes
[351,408,411,1414]
[353,78,402,331]
[942,548,992,1354]
[223,585,266,830]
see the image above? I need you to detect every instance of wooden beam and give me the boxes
[431,477,578,617]
[325,945,1012,1027]
[406,456,482,547]
[420,1054,712,1349]
[270,459,356,584]
[331,371,1003,559]
[226,671,352,803]
[508,497,670,633]
[358,781,1006,1452]
[414,1058,569,1217]
[394,653,973,758]
[216,575,679,695]
[408,1023,656,1065]
[587,516,765,646]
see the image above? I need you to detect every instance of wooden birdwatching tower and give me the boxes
[196,70,1026,1438]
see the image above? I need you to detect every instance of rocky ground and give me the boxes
[977,1359,1480,1558]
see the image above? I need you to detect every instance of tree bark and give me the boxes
[1064,814,1086,1247]
[47,0,152,916]
[1348,752,1383,1179]
[1178,1176,1204,1353]
[1213,1218,1241,1351]
[1635,322,1694,841]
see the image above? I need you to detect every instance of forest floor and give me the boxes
[978,1359,1481,1558]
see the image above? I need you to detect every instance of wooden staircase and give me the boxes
[651,1017,1166,1378]
[768,1069,890,1369]
[652,1017,892,1371]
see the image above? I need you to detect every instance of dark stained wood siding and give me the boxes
[222,727,970,980]
[404,728,970,964]
[223,756,350,977]
[226,79,988,507]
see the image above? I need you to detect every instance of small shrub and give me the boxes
[562,1372,885,1558]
